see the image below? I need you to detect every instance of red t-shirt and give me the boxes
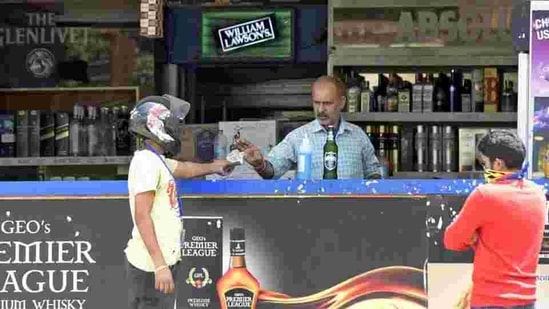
[444,179,547,307]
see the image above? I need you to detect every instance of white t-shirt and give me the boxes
[124,149,183,272]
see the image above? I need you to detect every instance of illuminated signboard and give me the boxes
[201,9,293,61]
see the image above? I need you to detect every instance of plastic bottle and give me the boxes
[214,129,229,159]
[297,134,312,180]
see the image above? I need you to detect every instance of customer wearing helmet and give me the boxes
[124,95,233,309]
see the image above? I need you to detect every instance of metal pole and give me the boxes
[517,52,530,177]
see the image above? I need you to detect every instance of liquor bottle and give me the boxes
[400,125,414,171]
[500,80,516,112]
[378,125,387,159]
[87,106,99,156]
[116,105,131,156]
[365,125,377,150]
[412,73,424,113]
[449,69,461,112]
[78,106,89,156]
[461,79,473,112]
[377,125,390,177]
[108,108,117,156]
[346,71,361,113]
[323,126,338,179]
[69,104,81,156]
[29,110,40,157]
[422,74,435,112]
[217,228,259,309]
[414,125,427,172]
[55,112,70,156]
[99,107,112,156]
[197,129,215,162]
[360,80,373,112]
[434,73,449,112]
[429,125,441,172]
[16,110,29,157]
[442,126,456,172]
[398,81,411,112]
[40,111,55,157]
[472,69,484,112]
[386,74,399,112]
[376,74,389,112]
[483,68,499,113]
[389,125,400,174]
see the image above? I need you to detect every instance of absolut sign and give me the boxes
[217,16,276,53]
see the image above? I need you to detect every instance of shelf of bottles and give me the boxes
[0,104,135,167]
[0,87,138,169]
[335,67,518,178]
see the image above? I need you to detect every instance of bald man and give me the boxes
[235,75,382,179]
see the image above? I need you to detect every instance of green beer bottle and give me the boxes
[323,126,338,179]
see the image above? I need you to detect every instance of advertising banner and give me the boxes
[0,197,428,309]
[201,9,293,61]
[0,3,71,88]
[427,195,549,309]
[530,1,549,177]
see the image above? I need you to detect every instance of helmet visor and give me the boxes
[163,94,191,121]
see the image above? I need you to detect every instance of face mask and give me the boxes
[483,162,529,183]
[483,169,512,183]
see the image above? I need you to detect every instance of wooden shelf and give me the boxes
[0,87,139,112]
[343,112,517,124]
[0,156,132,167]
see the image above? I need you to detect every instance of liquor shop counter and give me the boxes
[0,179,548,309]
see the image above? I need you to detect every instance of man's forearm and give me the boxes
[174,161,216,179]
[256,160,275,179]
[135,214,166,269]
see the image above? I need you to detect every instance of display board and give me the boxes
[529,1,549,178]
[201,9,294,61]
[0,197,427,308]
[0,194,546,308]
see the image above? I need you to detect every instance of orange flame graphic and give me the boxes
[258,266,427,309]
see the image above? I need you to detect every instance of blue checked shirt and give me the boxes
[267,119,382,179]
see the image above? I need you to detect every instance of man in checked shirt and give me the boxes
[235,75,382,179]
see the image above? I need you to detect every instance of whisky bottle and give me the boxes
[449,69,461,112]
[386,74,399,112]
[389,125,400,174]
[346,71,361,113]
[323,126,338,179]
[360,80,373,112]
[412,73,424,113]
[461,79,473,112]
[217,228,259,309]
[472,69,484,112]
[397,81,411,112]
[414,125,427,172]
[422,74,435,112]
[434,73,449,112]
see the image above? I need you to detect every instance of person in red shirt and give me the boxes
[444,130,547,309]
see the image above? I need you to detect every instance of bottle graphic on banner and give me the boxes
[217,228,259,309]
[296,134,312,180]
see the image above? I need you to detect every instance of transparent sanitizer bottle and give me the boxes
[296,134,312,180]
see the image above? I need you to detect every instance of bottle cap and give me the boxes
[230,228,245,241]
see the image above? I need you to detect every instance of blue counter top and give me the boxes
[1,179,548,197]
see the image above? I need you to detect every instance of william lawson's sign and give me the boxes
[217,15,276,53]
